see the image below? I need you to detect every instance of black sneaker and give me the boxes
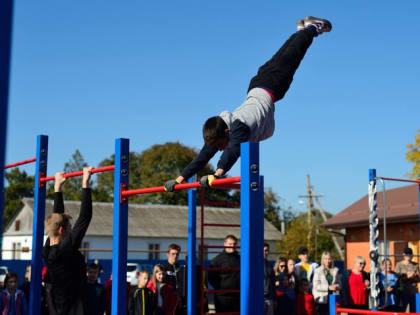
[303,16,332,34]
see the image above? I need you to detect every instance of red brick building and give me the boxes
[324,184,419,271]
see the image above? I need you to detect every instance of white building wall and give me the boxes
[79,236,229,261]
[2,235,236,261]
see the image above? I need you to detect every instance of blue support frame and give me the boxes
[418,177,420,313]
[240,142,264,315]
[112,138,130,315]
[329,294,338,315]
[0,0,14,262]
[29,135,49,315]
[187,176,197,315]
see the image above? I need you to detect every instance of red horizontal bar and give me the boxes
[203,245,240,249]
[40,165,115,182]
[203,201,240,207]
[204,267,240,271]
[203,223,240,228]
[376,176,420,184]
[336,307,418,315]
[4,158,36,169]
[122,176,241,197]
[122,181,200,196]
[211,176,241,186]
[205,289,240,294]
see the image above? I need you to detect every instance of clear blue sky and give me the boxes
[5,1,420,215]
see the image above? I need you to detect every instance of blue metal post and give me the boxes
[29,135,48,315]
[418,177,420,313]
[112,138,130,315]
[0,0,14,262]
[329,294,337,315]
[418,175,420,263]
[187,176,197,315]
[240,142,263,315]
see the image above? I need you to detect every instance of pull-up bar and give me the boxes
[121,176,241,197]
[39,165,115,182]
[4,157,36,169]
[376,176,420,184]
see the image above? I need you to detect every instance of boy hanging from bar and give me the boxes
[164,16,332,191]
[43,167,93,315]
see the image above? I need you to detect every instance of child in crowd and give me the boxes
[128,270,156,315]
[287,258,297,289]
[86,263,107,315]
[0,272,28,315]
[296,279,315,315]
[295,247,318,284]
[379,259,399,311]
[163,16,332,191]
[147,264,177,315]
[275,273,296,315]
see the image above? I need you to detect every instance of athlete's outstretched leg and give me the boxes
[248,16,332,102]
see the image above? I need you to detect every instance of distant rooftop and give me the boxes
[323,184,419,229]
[4,198,283,241]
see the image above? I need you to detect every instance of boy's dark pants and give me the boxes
[248,29,315,102]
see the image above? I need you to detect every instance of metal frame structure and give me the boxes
[8,135,117,315]
[199,183,241,315]
[3,137,264,315]
[330,294,420,314]
[114,140,264,315]
[0,0,14,263]
[367,169,420,312]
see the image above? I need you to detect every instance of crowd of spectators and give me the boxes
[1,239,420,314]
[1,170,419,314]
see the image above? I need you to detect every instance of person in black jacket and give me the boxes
[208,234,240,313]
[86,263,107,315]
[264,243,276,315]
[43,167,93,315]
[128,270,156,315]
[163,243,186,315]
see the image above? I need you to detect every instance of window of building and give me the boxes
[12,242,21,260]
[378,240,390,259]
[82,241,89,261]
[148,243,160,260]
[15,220,20,231]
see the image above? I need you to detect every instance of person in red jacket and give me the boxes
[296,279,315,315]
[147,264,177,315]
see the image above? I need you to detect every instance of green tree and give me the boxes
[46,149,111,202]
[264,188,295,232]
[96,142,236,205]
[3,169,34,229]
[46,149,87,201]
[279,210,340,262]
[406,129,420,179]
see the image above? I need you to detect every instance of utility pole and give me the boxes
[298,175,321,251]
[298,174,345,260]
[311,186,345,260]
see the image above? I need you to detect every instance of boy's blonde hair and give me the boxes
[44,213,72,237]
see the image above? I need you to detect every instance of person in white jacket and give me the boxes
[312,252,341,315]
